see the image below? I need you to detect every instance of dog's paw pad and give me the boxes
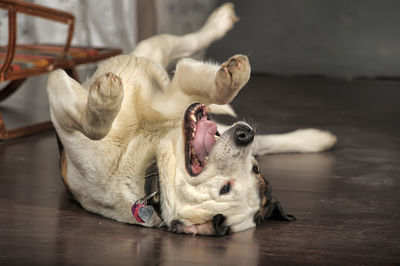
[89,72,123,110]
[212,55,251,104]
[224,55,249,83]
[92,72,122,98]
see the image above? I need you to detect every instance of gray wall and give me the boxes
[207,0,400,78]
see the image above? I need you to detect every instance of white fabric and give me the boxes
[0,0,137,53]
[0,0,217,55]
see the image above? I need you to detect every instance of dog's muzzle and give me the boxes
[233,122,254,147]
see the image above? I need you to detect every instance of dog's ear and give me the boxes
[254,197,296,225]
[265,198,296,221]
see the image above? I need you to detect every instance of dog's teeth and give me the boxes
[191,147,196,156]
[204,156,209,164]
[214,135,219,141]
[190,114,197,122]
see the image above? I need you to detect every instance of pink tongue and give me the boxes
[193,120,217,164]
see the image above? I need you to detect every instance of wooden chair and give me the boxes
[0,0,122,140]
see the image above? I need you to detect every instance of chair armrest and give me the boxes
[0,0,75,80]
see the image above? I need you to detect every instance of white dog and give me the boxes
[47,3,336,236]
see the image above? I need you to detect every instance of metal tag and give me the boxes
[132,204,154,223]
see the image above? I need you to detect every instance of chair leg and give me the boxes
[0,68,79,140]
[0,111,53,140]
[0,79,27,102]
[0,112,6,138]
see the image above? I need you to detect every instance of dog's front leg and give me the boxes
[83,73,124,140]
[48,70,123,140]
[170,54,251,105]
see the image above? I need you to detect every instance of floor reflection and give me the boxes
[137,228,260,265]
[258,152,336,192]
[54,210,260,265]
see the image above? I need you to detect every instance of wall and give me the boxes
[207,0,400,78]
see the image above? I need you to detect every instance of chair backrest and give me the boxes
[0,0,75,82]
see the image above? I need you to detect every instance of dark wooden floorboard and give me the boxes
[0,74,399,265]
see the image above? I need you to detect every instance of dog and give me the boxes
[47,3,336,236]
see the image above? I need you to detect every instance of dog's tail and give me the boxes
[253,128,337,156]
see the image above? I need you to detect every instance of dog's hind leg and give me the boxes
[252,129,337,156]
[47,69,123,140]
[132,3,238,68]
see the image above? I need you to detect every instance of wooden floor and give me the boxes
[0,74,399,265]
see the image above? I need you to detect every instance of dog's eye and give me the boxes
[252,165,260,174]
[220,183,231,195]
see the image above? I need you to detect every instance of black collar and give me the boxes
[144,161,163,221]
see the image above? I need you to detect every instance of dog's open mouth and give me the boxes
[184,103,220,176]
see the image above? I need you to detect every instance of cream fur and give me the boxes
[47,3,336,235]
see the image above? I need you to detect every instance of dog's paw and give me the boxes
[211,54,251,104]
[201,2,238,39]
[88,72,123,112]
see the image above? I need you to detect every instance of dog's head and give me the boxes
[157,103,294,236]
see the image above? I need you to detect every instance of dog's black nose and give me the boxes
[234,123,255,146]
